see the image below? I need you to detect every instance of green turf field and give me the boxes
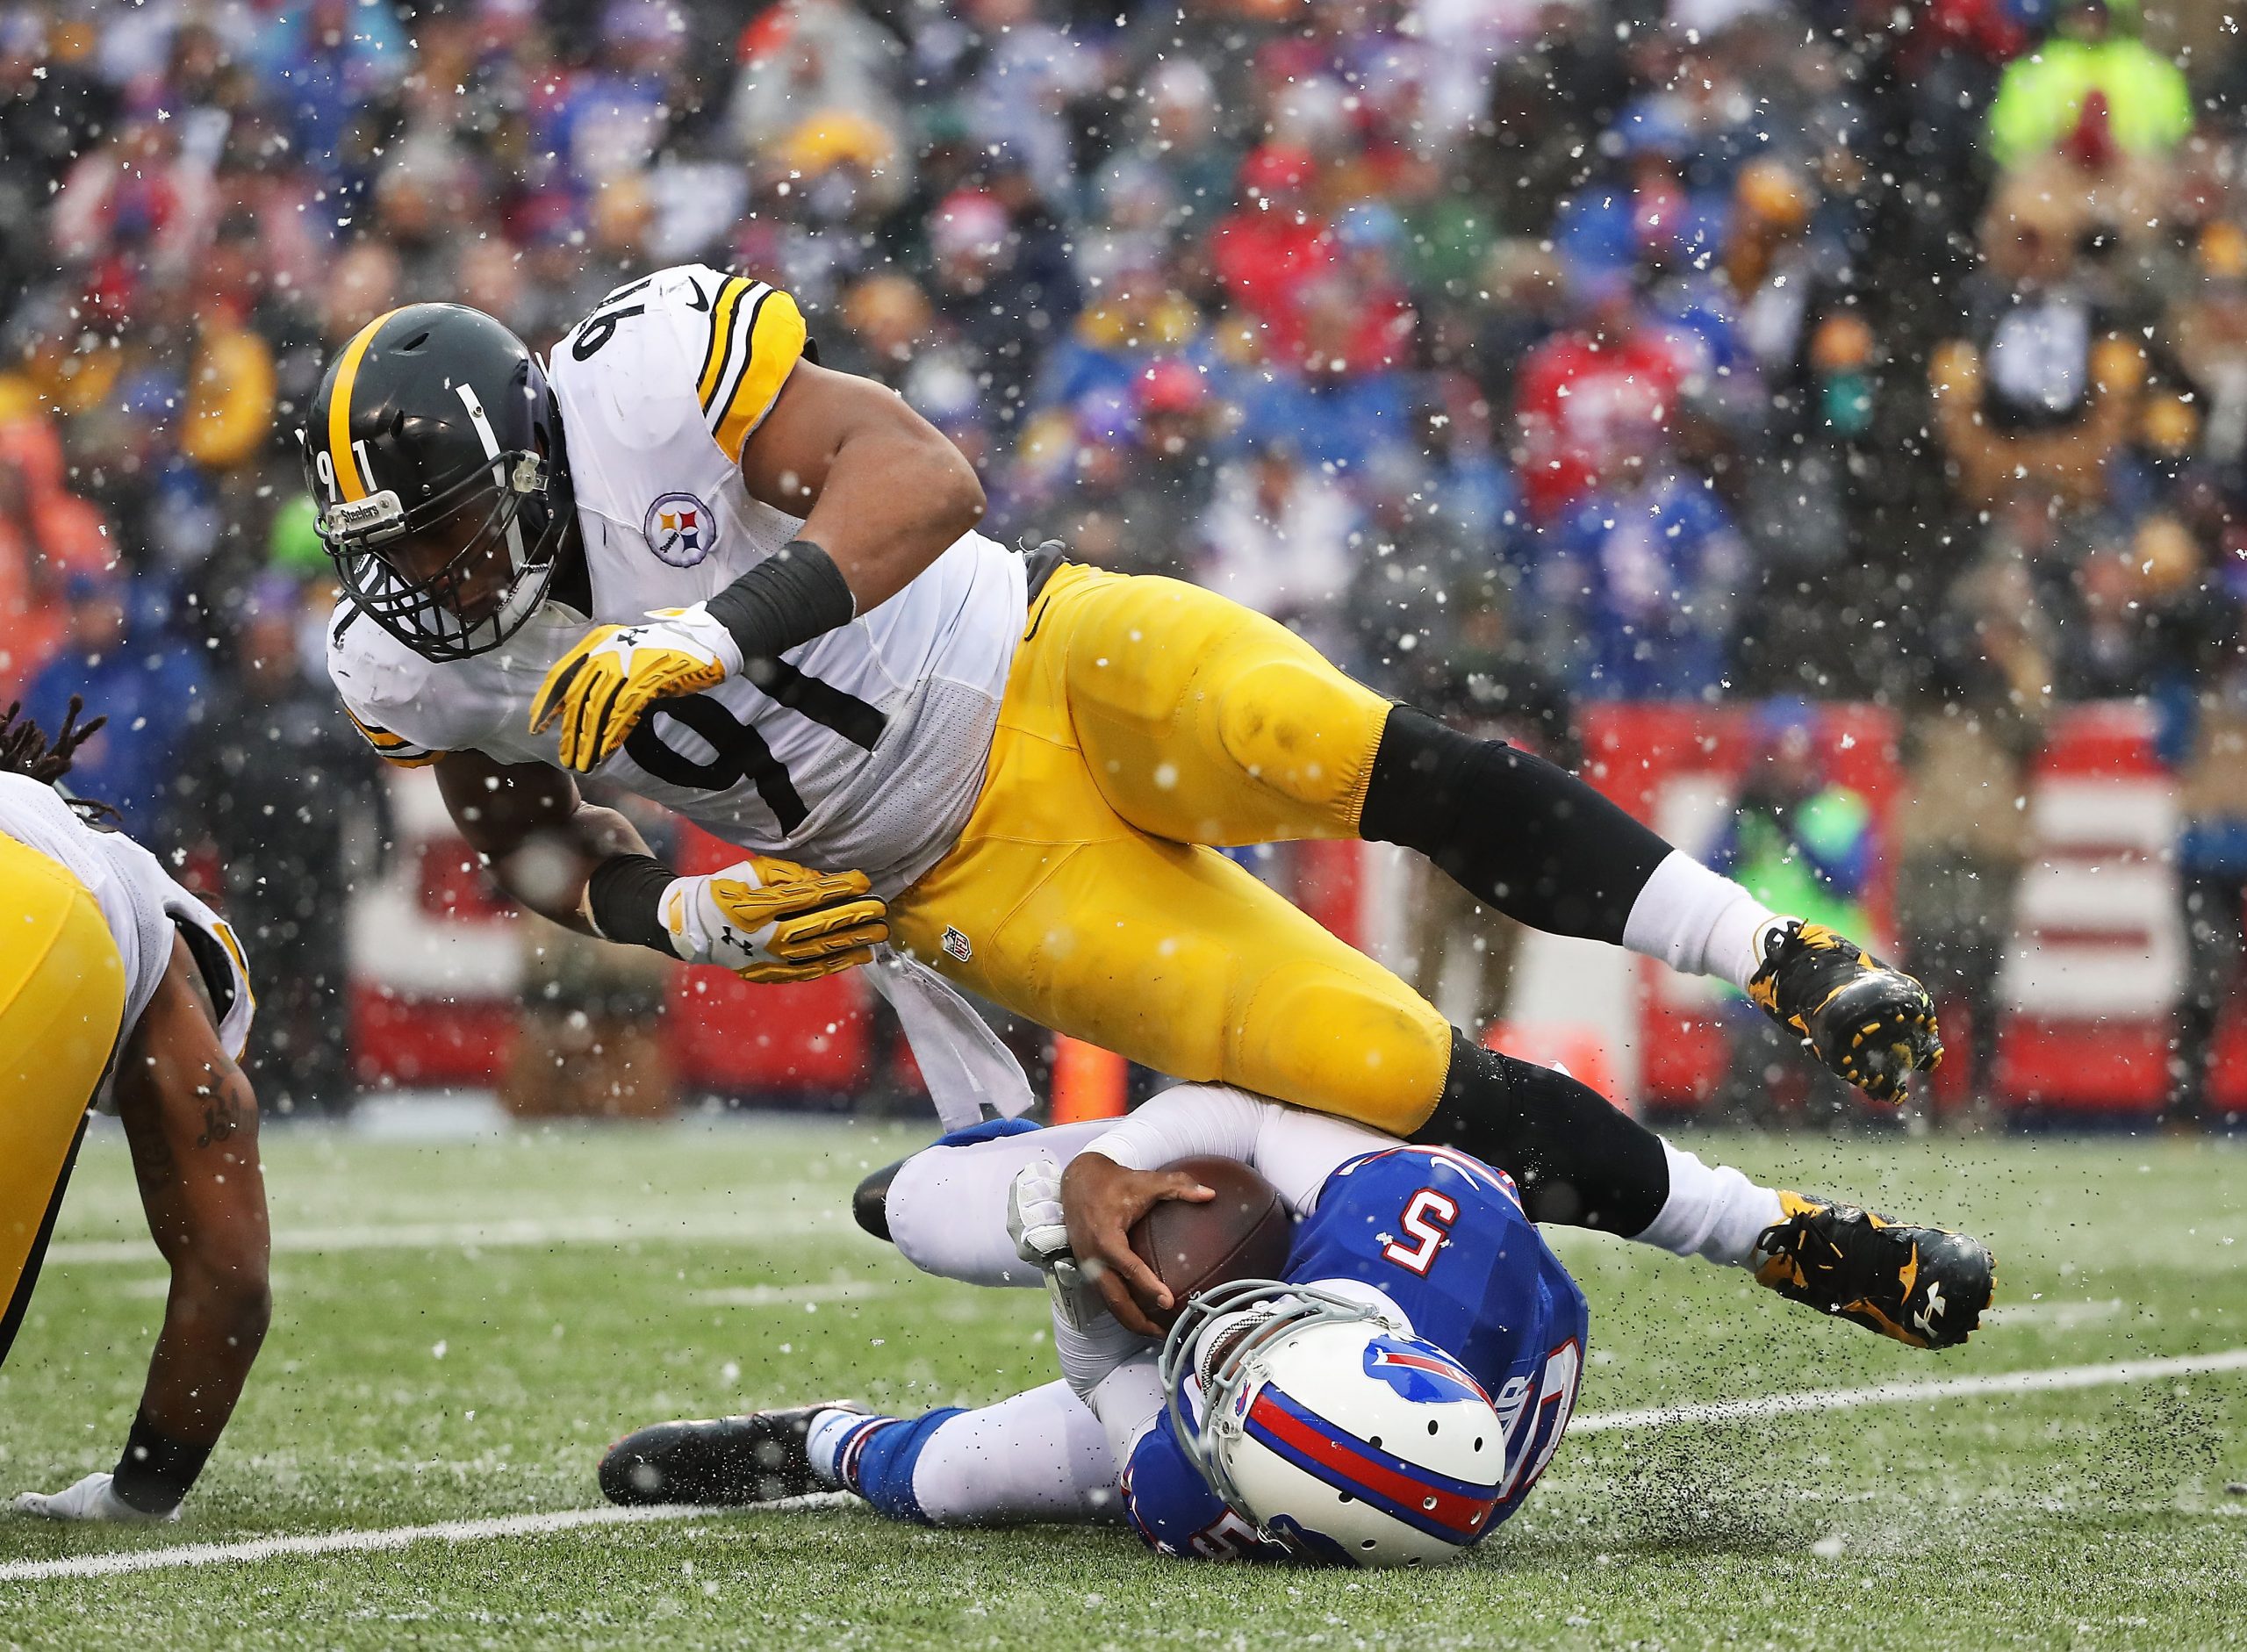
[1,1121,2241,1649]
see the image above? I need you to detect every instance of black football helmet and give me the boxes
[300,304,573,662]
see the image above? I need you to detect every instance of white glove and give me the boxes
[1008,1156,1072,1268]
[657,855,887,983]
[1009,1159,1106,1334]
[12,1471,179,1524]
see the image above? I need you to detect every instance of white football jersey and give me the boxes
[327,263,1025,895]
[0,773,255,1104]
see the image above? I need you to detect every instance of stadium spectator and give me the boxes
[21,570,205,837]
[1986,0,2193,171]
[1711,706,1877,1125]
[2144,524,2247,1129]
[1393,578,1578,1035]
[1931,186,2145,515]
[1898,548,2055,1109]
[169,577,387,1116]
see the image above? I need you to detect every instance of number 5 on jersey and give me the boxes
[1382,1189,1459,1275]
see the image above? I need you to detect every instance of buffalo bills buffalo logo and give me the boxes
[1361,1336,1491,1407]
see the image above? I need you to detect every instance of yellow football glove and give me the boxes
[659,855,887,983]
[530,605,740,772]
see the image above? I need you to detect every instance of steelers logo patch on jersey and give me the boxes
[644,492,714,567]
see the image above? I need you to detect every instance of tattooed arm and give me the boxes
[106,931,272,1513]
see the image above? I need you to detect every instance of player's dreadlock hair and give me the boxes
[0,697,118,822]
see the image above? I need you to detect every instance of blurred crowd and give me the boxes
[1,0,2243,1124]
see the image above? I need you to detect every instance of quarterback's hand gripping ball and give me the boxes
[12,1471,179,1525]
[661,855,887,983]
[529,605,740,772]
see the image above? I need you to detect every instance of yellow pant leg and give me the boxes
[892,568,1451,1135]
[1026,566,1394,846]
[0,832,126,1343]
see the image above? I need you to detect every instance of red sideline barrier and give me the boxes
[664,825,872,1095]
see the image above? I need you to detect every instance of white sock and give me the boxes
[806,1406,870,1487]
[1630,1140,1786,1268]
[908,1381,1118,1526]
[1620,851,1785,992]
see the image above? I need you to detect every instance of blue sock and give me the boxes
[830,1410,966,1524]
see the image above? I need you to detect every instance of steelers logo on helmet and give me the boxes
[299,304,575,663]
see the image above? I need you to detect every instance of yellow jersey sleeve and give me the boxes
[694,275,808,463]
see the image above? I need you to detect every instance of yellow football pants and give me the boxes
[0,830,126,1349]
[890,566,1453,1135]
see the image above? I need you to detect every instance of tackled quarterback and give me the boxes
[603,1094,1590,1567]
[304,263,1992,1354]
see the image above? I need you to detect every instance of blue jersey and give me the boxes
[1124,1144,1590,1561]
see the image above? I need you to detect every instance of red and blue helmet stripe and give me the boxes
[1241,1383,1504,1546]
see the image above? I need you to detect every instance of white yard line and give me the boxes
[46,1211,839,1266]
[0,1496,853,1584]
[6,1347,2243,1586]
[688,1282,891,1308]
[1570,1345,2247,1433]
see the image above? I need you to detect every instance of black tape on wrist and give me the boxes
[705,539,856,669]
[585,852,679,955]
[111,1412,213,1514]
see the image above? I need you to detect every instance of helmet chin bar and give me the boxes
[1158,1278,1392,1537]
[323,448,567,663]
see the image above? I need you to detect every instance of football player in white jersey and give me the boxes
[0,700,270,1524]
[304,266,1991,1353]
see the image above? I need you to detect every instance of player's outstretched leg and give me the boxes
[1416,1032,1992,1348]
[602,1386,1114,1523]
[1359,707,1943,1103]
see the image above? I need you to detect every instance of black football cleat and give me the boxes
[1755,1192,1994,1349]
[599,1403,863,1506]
[1747,920,1943,1103]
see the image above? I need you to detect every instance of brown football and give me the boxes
[1126,1156,1296,1328]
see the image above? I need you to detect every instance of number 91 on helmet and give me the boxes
[1157,1279,1511,1568]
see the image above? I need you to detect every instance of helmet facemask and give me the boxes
[305,341,574,664]
[1158,1278,1388,1533]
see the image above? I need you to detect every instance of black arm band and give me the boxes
[585,852,679,955]
[111,1411,214,1514]
[705,539,857,667]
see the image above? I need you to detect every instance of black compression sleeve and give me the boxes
[1412,1031,1669,1236]
[585,852,678,955]
[111,1411,214,1514]
[705,539,856,667]
[1360,705,1672,944]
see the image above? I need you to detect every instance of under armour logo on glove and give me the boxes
[658,854,888,983]
[529,604,743,771]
